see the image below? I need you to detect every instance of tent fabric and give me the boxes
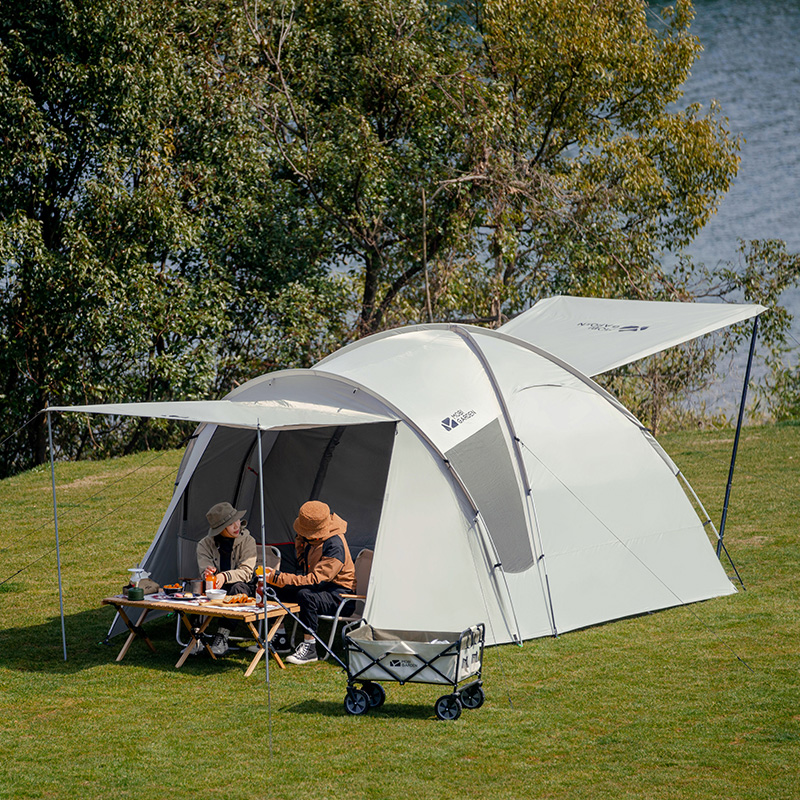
[498,295,765,376]
[47,399,393,430]
[315,324,736,641]
[52,298,755,646]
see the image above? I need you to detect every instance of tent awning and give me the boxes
[48,399,395,430]
[499,296,766,376]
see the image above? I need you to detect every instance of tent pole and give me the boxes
[309,426,346,500]
[256,424,273,754]
[451,325,558,637]
[717,316,759,558]
[47,410,68,661]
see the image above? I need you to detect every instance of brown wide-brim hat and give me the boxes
[293,500,334,538]
[206,502,246,536]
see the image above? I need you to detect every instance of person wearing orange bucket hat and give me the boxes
[263,500,355,664]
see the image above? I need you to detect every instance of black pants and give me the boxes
[274,584,346,635]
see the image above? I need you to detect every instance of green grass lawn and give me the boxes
[1,424,798,799]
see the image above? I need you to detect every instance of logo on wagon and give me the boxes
[389,658,418,669]
[441,409,476,431]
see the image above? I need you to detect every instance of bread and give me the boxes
[223,593,251,605]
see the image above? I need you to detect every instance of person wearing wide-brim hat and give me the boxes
[263,500,356,665]
[196,502,258,655]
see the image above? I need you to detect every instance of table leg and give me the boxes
[176,614,215,668]
[115,607,156,662]
[243,613,287,677]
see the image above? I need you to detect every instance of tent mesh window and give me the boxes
[446,418,533,573]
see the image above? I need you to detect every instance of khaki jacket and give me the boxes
[196,528,257,585]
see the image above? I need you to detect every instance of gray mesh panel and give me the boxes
[446,418,533,573]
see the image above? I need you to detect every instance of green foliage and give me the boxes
[250,0,742,330]
[715,240,800,421]
[250,0,480,333]
[0,0,338,474]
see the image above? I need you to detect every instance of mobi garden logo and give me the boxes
[441,409,477,431]
[577,322,650,333]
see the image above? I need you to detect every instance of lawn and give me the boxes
[1,424,798,799]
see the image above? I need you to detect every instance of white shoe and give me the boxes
[285,640,318,665]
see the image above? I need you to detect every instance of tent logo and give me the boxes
[441,409,476,431]
[577,322,650,333]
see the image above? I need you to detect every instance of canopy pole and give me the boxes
[47,410,68,661]
[718,316,759,558]
[255,423,273,755]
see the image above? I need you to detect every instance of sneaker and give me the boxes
[274,631,292,654]
[189,639,205,656]
[209,626,231,656]
[285,640,318,665]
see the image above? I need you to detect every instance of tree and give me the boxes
[248,0,741,333]
[0,1,220,472]
[595,240,800,433]
[247,0,481,335]
[0,0,342,474]
[2,0,793,476]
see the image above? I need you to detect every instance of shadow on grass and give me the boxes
[280,698,437,720]
[0,607,360,690]
[0,606,263,677]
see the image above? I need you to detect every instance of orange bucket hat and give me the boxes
[293,500,333,537]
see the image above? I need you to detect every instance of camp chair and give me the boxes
[316,548,373,660]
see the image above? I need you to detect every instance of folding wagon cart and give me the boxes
[341,620,486,720]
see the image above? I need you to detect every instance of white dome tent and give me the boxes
[49,297,765,652]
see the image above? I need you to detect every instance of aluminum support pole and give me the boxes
[47,410,68,661]
[718,316,759,557]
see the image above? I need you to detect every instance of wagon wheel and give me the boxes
[361,681,386,708]
[459,683,485,710]
[434,693,462,721]
[344,687,370,716]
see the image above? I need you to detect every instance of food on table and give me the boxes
[223,593,252,605]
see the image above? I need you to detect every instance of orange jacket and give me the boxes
[272,513,355,591]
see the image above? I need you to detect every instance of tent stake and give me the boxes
[718,316,759,558]
[47,410,68,661]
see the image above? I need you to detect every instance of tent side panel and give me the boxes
[514,384,736,633]
[364,424,514,644]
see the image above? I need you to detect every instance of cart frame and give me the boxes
[341,620,486,720]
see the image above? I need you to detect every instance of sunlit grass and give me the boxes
[1,425,798,799]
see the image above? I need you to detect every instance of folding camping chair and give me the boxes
[294,547,373,660]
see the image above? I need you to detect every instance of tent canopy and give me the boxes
[48,399,394,430]
[499,295,765,376]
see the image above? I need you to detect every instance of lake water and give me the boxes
[663,0,800,410]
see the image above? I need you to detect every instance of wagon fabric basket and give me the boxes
[341,620,485,720]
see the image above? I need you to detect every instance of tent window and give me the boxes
[446,418,533,573]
